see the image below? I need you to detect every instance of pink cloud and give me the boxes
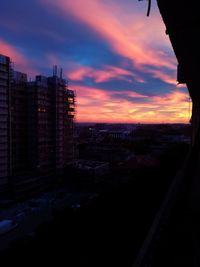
[73,84,190,123]
[145,68,178,85]
[40,0,177,84]
[67,65,145,83]
[67,66,92,81]
[0,39,38,76]
[119,90,148,98]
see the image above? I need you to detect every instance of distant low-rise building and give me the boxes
[79,142,130,163]
[67,159,109,181]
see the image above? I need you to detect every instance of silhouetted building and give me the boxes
[27,74,76,176]
[67,159,109,182]
[28,75,54,176]
[10,71,34,198]
[11,71,28,175]
[64,89,76,162]
[48,75,66,170]
[79,142,130,163]
[0,55,11,196]
[0,55,76,199]
[48,75,76,171]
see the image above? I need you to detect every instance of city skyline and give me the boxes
[0,0,190,123]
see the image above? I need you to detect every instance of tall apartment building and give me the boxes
[27,73,76,175]
[28,75,54,176]
[11,71,28,175]
[48,75,65,170]
[48,75,68,170]
[0,54,76,198]
[64,89,76,162]
[0,55,11,196]
[11,71,40,198]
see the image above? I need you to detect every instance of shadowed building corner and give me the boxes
[134,1,200,266]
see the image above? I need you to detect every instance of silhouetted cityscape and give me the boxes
[2,0,200,265]
[0,54,192,265]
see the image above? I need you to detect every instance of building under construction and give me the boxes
[0,55,12,198]
[0,55,76,199]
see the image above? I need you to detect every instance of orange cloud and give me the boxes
[73,85,190,123]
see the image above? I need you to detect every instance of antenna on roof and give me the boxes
[55,65,57,76]
[53,65,57,76]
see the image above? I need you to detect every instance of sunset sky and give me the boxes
[0,0,190,123]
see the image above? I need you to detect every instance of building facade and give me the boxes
[64,89,76,162]
[11,71,28,175]
[28,75,54,176]
[27,73,76,178]
[0,54,76,199]
[48,75,76,170]
[0,55,11,196]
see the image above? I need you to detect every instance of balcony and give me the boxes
[0,82,7,87]
[0,65,7,72]
[0,171,8,180]
[0,116,8,123]
[0,72,8,79]
[132,148,198,267]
